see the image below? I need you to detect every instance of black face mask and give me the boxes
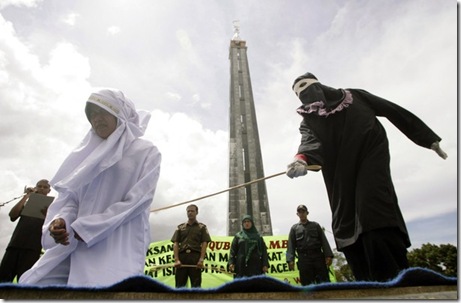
[299,83,344,110]
[299,83,325,104]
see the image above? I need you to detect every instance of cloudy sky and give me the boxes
[0,0,457,257]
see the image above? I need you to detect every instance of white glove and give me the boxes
[431,141,447,160]
[286,158,308,179]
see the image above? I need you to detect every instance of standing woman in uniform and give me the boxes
[228,215,269,278]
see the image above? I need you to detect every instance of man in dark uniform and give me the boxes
[171,204,211,288]
[0,179,52,282]
[286,72,448,282]
[286,204,333,285]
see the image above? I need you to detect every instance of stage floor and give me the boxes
[0,284,457,300]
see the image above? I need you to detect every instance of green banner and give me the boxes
[144,235,336,288]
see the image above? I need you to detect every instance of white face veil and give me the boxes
[51,88,151,192]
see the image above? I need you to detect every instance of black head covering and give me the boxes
[292,72,318,90]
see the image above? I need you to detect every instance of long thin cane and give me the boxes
[150,164,321,213]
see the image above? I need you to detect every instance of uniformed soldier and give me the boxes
[286,204,333,285]
[171,204,211,288]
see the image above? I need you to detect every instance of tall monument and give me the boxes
[228,21,273,236]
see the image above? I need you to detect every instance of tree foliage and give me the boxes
[330,243,457,282]
[331,249,355,282]
[407,243,457,277]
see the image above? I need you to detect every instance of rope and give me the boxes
[0,194,26,208]
[150,164,321,213]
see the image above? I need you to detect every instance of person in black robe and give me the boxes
[228,215,269,278]
[286,72,447,282]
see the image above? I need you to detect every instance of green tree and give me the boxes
[331,243,458,281]
[331,249,354,282]
[407,243,457,277]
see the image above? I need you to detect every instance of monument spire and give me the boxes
[232,20,241,41]
[227,23,273,236]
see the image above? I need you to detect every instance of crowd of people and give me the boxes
[0,75,446,288]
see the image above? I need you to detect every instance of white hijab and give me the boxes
[51,88,151,192]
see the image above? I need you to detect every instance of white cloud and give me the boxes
[41,42,90,89]
[0,50,10,84]
[144,110,228,240]
[0,0,41,9]
[192,93,200,103]
[61,13,79,26]
[164,91,181,102]
[176,29,200,66]
[176,29,192,50]
[193,93,212,109]
[0,15,42,82]
[107,25,120,36]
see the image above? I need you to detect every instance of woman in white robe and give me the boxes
[19,88,161,287]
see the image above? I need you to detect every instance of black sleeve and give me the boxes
[286,226,297,263]
[316,223,334,258]
[354,89,442,148]
[297,119,324,166]
[228,236,238,266]
[261,237,270,267]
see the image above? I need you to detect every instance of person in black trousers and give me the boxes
[286,204,333,285]
[171,204,211,288]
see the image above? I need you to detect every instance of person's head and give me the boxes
[296,204,309,221]
[84,87,148,140]
[35,179,51,196]
[292,72,319,97]
[292,72,343,105]
[241,215,254,231]
[186,204,198,221]
[85,103,118,139]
